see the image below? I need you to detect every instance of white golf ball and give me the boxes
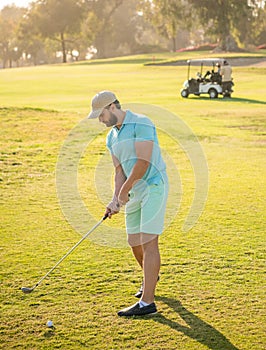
[46,320,53,328]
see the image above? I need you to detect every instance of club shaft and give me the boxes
[33,216,107,288]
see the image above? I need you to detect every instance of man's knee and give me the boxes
[141,234,159,248]
[128,233,159,248]
[127,233,141,247]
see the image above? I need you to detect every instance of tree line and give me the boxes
[0,0,265,68]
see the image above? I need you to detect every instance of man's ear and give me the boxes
[109,103,116,112]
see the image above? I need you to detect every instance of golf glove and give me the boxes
[107,194,120,213]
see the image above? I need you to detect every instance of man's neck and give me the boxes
[115,110,126,129]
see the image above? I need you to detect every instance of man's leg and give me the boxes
[117,233,159,316]
[140,234,160,304]
[131,245,143,269]
[128,234,144,297]
[118,183,167,316]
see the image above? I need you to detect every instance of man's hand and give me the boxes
[105,195,120,218]
[118,187,130,206]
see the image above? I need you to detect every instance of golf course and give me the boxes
[0,51,265,349]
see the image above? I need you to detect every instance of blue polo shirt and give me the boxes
[106,110,167,187]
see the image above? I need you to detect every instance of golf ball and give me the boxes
[46,320,53,328]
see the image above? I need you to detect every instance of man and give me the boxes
[88,91,168,317]
[220,60,233,97]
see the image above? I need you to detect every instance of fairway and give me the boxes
[0,52,265,349]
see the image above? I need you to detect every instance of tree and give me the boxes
[18,10,46,65]
[255,7,266,45]
[23,0,85,63]
[74,10,100,60]
[0,5,26,68]
[138,0,194,51]
[91,0,156,58]
[246,1,266,46]
[86,0,124,58]
[187,0,257,50]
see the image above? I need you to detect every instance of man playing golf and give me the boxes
[88,91,168,316]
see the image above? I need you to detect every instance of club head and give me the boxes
[21,287,34,294]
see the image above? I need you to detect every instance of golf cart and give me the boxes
[180,58,233,99]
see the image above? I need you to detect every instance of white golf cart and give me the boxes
[180,58,233,99]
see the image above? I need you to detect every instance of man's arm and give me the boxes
[105,154,127,217]
[118,140,153,205]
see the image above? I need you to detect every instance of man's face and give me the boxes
[98,107,118,127]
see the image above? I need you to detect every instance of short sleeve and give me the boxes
[134,118,155,142]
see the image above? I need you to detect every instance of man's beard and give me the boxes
[105,111,118,127]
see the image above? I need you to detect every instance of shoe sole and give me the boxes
[119,311,158,317]
[135,292,142,298]
[145,311,157,315]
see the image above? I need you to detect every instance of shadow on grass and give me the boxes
[187,96,266,105]
[43,328,56,338]
[226,97,266,105]
[71,58,164,65]
[153,296,239,350]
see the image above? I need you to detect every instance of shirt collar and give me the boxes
[114,110,133,131]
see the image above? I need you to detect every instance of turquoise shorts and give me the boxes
[125,181,168,235]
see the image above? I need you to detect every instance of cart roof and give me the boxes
[187,58,225,65]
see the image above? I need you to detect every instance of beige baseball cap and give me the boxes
[88,90,117,119]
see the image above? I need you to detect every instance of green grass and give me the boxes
[0,52,265,349]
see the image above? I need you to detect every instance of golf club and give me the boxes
[21,214,108,294]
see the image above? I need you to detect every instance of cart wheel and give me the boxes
[209,88,218,99]
[181,89,189,98]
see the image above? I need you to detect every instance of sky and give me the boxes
[0,0,33,10]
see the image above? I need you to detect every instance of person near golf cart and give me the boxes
[220,60,233,97]
[216,62,221,74]
[201,69,221,84]
[180,58,233,99]
[88,91,168,317]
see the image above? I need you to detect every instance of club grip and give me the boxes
[103,213,109,220]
